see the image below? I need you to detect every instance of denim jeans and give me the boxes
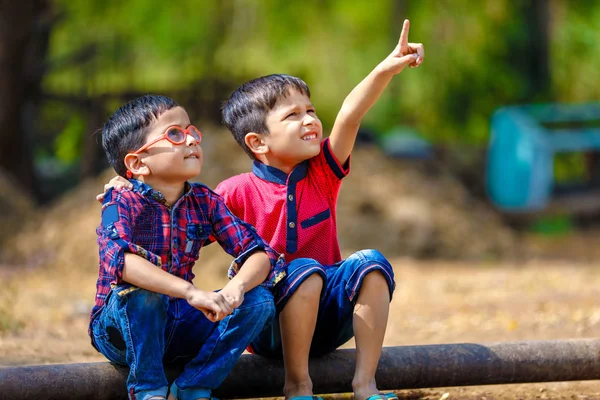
[251,249,395,357]
[91,285,275,400]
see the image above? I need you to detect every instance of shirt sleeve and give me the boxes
[320,137,351,181]
[208,191,286,288]
[308,138,351,202]
[97,189,162,285]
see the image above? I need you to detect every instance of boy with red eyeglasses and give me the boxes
[92,94,284,400]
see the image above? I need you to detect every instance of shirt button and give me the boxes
[288,194,294,201]
[289,222,295,228]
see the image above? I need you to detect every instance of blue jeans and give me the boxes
[91,285,275,400]
[251,249,394,357]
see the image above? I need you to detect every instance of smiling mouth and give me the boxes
[302,133,318,141]
[185,154,199,159]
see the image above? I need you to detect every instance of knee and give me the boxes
[123,289,168,314]
[350,250,395,298]
[362,270,390,291]
[291,273,324,302]
[354,249,391,266]
[241,286,276,323]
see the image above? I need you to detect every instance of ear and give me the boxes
[244,132,269,156]
[124,153,151,177]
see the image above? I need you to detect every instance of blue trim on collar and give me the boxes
[251,160,310,254]
[286,180,298,254]
[252,160,309,185]
[130,179,160,198]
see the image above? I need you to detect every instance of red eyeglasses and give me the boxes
[131,125,202,155]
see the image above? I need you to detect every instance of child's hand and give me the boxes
[219,282,245,309]
[378,19,424,75]
[95,176,133,203]
[186,288,233,322]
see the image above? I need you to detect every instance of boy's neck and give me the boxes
[137,176,186,206]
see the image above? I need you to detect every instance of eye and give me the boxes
[307,108,316,114]
[166,127,186,143]
[284,111,297,119]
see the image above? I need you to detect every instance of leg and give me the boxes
[250,258,326,400]
[91,287,170,400]
[281,273,323,399]
[352,270,390,400]
[311,250,395,400]
[170,286,275,400]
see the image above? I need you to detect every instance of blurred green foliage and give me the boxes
[41,0,600,167]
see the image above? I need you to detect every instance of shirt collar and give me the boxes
[252,160,308,185]
[129,179,191,205]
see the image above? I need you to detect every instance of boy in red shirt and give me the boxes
[216,20,423,400]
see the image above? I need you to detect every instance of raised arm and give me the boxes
[329,19,424,164]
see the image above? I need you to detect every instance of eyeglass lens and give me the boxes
[166,127,201,144]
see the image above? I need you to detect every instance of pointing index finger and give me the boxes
[399,19,410,50]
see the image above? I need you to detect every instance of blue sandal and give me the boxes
[364,394,399,400]
[289,397,324,400]
[169,383,219,400]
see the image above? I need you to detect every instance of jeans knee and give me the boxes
[121,289,168,316]
[241,286,276,323]
[354,249,388,264]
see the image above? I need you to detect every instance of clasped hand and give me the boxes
[186,283,244,323]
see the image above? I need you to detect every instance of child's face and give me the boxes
[137,106,203,183]
[262,89,322,169]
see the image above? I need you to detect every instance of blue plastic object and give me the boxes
[379,126,432,159]
[486,103,600,212]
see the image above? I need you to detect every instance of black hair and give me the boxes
[102,94,179,177]
[221,74,310,159]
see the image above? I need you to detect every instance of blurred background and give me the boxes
[2,1,600,397]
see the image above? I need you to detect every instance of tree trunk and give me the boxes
[522,0,551,99]
[0,0,50,201]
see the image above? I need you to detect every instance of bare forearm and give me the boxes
[226,251,271,293]
[123,253,193,299]
[329,19,422,165]
[329,66,395,163]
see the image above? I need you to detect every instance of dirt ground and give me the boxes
[2,141,600,399]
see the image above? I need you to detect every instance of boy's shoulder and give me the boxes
[188,181,222,200]
[218,171,254,183]
[215,172,255,193]
[103,186,142,205]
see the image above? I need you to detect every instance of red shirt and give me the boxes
[215,138,349,265]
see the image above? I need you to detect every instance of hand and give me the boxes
[186,288,233,322]
[378,19,424,75]
[219,282,245,309]
[95,175,133,203]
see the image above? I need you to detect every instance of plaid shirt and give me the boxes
[90,180,285,337]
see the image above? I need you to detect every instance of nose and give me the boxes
[186,132,199,146]
[303,112,317,126]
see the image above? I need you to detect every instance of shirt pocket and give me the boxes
[184,223,212,257]
[300,208,331,229]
